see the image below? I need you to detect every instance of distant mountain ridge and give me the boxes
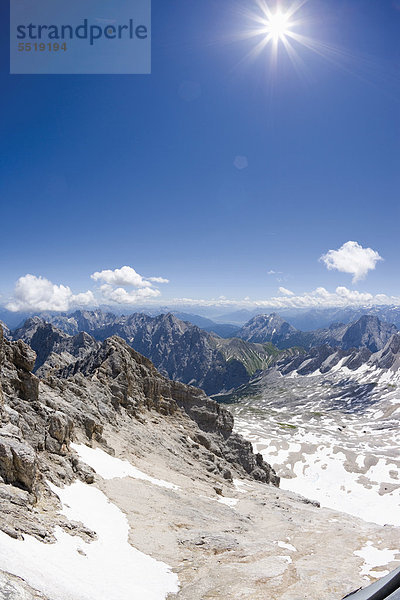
[237,313,398,353]
[8,309,399,396]
[269,329,400,380]
[10,312,294,395]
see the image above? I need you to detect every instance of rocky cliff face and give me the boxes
[82,312,254,394]
[224,330,400,393]
[370,332,400,370]
[308,315,398,353]
[340,315,398,352]
[12,317,100,373]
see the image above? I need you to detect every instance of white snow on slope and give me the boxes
[256,434,400,526]
[0,480,179,600]
[71,443,178,490]
[232,391,400,527]
[276,541,297,552]
[354,542,399,578]
[217,496,238,507]
[233,479,251,493]
[278,442,400,526]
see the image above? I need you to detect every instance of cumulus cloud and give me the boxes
[278,287,294,296]
[90,266,169,306]
[99,284,160,305]
[5,265,170,313]
[320,241,383,283]
[6,275,95,313]
[91,266,169,287]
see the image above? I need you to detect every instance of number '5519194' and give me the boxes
[18,42,67,51]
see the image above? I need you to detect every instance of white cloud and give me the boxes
[6,275,95,313]
[91,266,169,287]
[148,277,170,284]
[320,241,383,283]
[91,266,169,306]
[278,287,294,296]
[100,284,160,305]
[91,266,149,288]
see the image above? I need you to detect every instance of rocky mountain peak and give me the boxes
[341,315,397,353]
[237,313,297,345]
[10,319,100,374]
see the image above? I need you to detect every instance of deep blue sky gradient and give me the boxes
[1,0,399,304]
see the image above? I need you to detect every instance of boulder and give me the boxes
[0,432,37,492]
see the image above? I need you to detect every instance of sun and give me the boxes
[235,1,356,81]
[263,9,292,43]
[237,1,318,69]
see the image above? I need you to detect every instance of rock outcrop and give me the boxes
[0,321,11,340]
[12,318,100,373]
[56,335,278,484]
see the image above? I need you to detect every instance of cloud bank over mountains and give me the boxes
[3,242,390,313]
[91,266,169,288]
[5,266,169,312]
[5,279,399,314]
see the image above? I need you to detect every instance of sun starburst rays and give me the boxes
[228,0,397,97]
[239,0,313,70]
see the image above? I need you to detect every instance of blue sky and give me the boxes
[1,0,400,314]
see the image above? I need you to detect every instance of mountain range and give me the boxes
[9,314,296,395]
[6,310,399,397]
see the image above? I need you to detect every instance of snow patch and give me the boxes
[71,443,178,490]
[354,542,399,577]
[276,541,297,552]
[217,496,238,507]
[233,479,251,493]
[0,480,179,600]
